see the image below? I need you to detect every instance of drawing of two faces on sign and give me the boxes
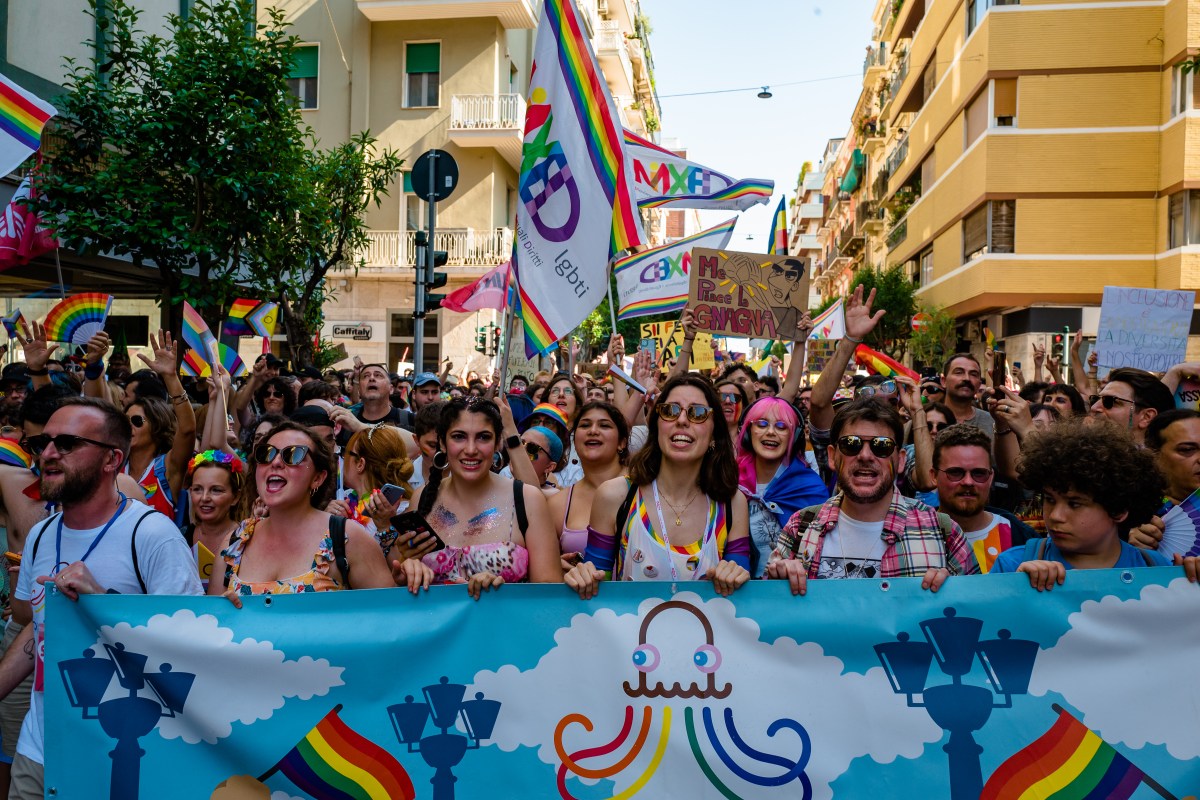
[724,251,811,336]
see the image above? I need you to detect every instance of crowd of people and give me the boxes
[0,285,1195,798]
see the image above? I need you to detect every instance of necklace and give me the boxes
[658,484,698,526]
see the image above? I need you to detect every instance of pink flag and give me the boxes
[441,261,510,313]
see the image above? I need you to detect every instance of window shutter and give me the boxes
[990,200,1015,254]
[963,205,987,260]
[403,172,413,193]
[965,90,988,146]
[406,43,440,74]
[290,46,319,80]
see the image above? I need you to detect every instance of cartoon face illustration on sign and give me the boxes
[623,600,731,700]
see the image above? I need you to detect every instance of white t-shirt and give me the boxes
[817,511,886,580]
[962,512,1003,546]
[409,456,426,491]
[15,501,202,764]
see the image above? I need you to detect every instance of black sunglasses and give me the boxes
[128,414,146,429]
[254,444,311,466]
[719,392,742,405]
[927,421,952,433]
[525,442,551,460]
[936,466,994,483]
[835,435,898,458]
[1089,394,1138,410]
[263,389,285,398]
[921,385,944,395]
[25,433,116,456]
[656,402,714,424]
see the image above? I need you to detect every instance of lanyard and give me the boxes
[650,480,682,582]
[53,497,129,576]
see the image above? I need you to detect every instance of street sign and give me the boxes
[412,149,459,202]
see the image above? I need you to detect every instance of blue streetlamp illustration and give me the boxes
[57,642,195,800]
[387,676,501,800]
[874,607,1038,800]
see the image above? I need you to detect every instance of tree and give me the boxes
[908,304,958,369]
[847,263,917,360]
[249,133,404,367]
[36,0,307,333]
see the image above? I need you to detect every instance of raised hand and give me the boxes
[680,307,698,339]
[84,331,111,367]
[1032,342,1046,368]
[843,285,885,342]
[136,330,178,377]
[17,319,59,372]
[795,311,814,342]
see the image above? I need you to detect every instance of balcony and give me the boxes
[886,218,908,251]
[838,228,866,258]
[883,136,909,186]
[354,0,536,28]
[796,233,821,251]
[802,171,825,192]
[448,94,526,170]
[576,0,599,36]
[863,42,887,88]
[596,20,635,97]
[359,228,513,269]
[856,200,886,234]
[798,201,824,220]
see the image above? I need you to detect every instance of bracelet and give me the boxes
[24,367,47,376]
[84,359,105,381]
[844,335,864,345]
[996,428,1015,436]
[169,391,189,405]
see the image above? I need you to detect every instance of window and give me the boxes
[920,153,936,193]
[405,42,440,108]
[287,45,319,110]
[922,58,937,105]
[964,88,988,147]
[1171,65,1200,117]
[1168,190,1200,249]
[993,78,1017,126]
[968,0,1019,36]
[963,200,1016,263]
[919,247,934,286]
[403,173,427,232]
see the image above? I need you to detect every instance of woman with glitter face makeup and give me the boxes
[400,398,562,598]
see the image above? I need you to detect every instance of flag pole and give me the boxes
[607,264,619,343]
[499,259,516,391]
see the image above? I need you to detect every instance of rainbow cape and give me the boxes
[854,343,920,381]
[223,298,278,338]
[1,308,25,339]
[768,195,788,255]
[181,301,219,367]
[261,705,415,800]
[981,705,1166,800]
[43,293,112,346]
[0,74,56,177]
[0,439,32,469]
[612,217,736,320]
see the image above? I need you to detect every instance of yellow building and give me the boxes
[267,0,662,373]
[821,0,1200,363]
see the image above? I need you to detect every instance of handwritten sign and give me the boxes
[1095,286,1194,372]
[1176,376,1200,410]
[687,248,810,339]
[806,339,839,374]
[639,321,716,370]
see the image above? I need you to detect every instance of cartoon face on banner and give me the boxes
[687,248,811,339]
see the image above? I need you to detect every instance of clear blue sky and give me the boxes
[646,0,876,246]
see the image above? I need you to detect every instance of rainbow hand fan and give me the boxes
[43,293,112,346]
[1160,490,1200,559]
[1,309,24,339]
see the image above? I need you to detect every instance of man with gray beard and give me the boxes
[767,398,978,595]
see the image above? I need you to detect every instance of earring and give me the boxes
[432,450,450,471]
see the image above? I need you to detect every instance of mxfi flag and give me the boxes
[515,0,644,354]
[613,218,736,320]
[625,128,774,211]
[44,572,1199,799]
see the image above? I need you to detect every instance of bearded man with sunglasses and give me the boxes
[767,398,977,595]
[0,398,200,800]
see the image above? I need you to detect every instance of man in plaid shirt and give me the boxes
[767,397,978,594]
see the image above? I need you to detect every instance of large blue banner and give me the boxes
[44,570,1199,799]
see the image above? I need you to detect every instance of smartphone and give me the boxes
[992,350,1007,390]
[639,338,657,361]
[380,483,407,506]
[1013,361,1022,370]
[390,511,447,553]
[353,355,364,368]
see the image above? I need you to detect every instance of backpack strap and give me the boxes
[512,480,529,536]
[329,515,350,589]
[614,479,638,534]
[1022,537,1048,563]
[27,513,60,564]
[128,509,157,594]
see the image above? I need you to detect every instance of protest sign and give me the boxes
[688,247,810,339]
[1094,286,1194,372]
[640,320,716,370]
[806,338,839,373]
[45,572,1199,799]
[1176,375,1200,410]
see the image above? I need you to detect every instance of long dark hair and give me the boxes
[125,396,176,456]
[627,375,738,502]
[417,398,504,517]
[571,400,631,465]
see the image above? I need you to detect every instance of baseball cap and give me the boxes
[413,372,441,388]
[290,406,333,428]
[298,366,322,380]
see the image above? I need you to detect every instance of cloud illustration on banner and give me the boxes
[469,592,941,800]
[94,610,344,744]
[1029,577,1200,760]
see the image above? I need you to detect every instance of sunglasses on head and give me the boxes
[128,414,145,429]
[856,380,897,399]
[936,466,993,483]
[25,433,116,456]
[753,419,790,431]
[835,435,898,458]
[656,402,714,424]
[525,441,551,461]
[1089,394,1137,410]
[254,444,311,466]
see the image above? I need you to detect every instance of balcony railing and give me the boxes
[359,228,513,268]
[449,94,526,130]
[894,51,910,87]
[838,228,866,258]
[863,42,888,75]
[884,136,909,180]
[796,233,821,250]
[886,218,908,250]
[856,200,883,231]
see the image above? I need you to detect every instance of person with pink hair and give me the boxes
[735,396,828,577]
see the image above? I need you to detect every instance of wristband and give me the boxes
[844,335,864,345]
[169,391,189,405]
[24,366,47,376]
[84,359,105,381]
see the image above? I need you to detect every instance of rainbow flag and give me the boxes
[181,301,219,368]
[0,75,56,177]
[808,299,845,341]
[768,196,788,255]
[0,439,32,469]
[223,298,278,338]
[515,0,645,354]
[985,326,997,351]
[854,344,920,381]
[1,308,25,339]
[260,705,415,800]
[180,343,247,378]
[622,128,774,210]
[982,705,1168,800]
[613,217,736,320]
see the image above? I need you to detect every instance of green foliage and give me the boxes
[847,263,917,360]
[908,304,958,368]
[573,275,678,360]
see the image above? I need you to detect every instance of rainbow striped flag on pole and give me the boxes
[181,301,219,368]
[514,0,645,355]
[982,704,1178,800]
[768,196,788,255]
[854,343,920,381]
[623,128,774,210]
[0,74,55,176]
[259,705,415,800]
[613,217,736,320]
[808,299,845,341]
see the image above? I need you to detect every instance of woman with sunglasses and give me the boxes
[565,375,751,599]
[714,378,752,444]
[549,401,629,569]
[185,450,247,590]
[253,376,296,418]
[332,424,415,555]
[397,398,560,599]
[900,399,955,507]
[211,422,412,601]
[123,331,195,523]
[735,397,828,577]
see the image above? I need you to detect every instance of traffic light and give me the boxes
[425,249,449,311]
[475,326,488,354]
[1050,332,1065,362]
[490,326,502,356]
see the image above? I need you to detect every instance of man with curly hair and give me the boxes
[991,419,1197,588]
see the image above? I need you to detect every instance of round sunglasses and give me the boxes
[835,435,898,458]
[254,444,311,466]
[656,402,714,424]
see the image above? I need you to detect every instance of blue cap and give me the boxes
[413,372,441,387]
[527,426,564,462]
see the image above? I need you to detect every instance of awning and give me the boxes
[839,149,866,194]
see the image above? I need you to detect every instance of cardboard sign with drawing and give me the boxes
[687,248,811,339]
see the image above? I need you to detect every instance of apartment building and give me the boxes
[271,0,663,372]
[789,150,829,311]
[823,0,1200,362]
